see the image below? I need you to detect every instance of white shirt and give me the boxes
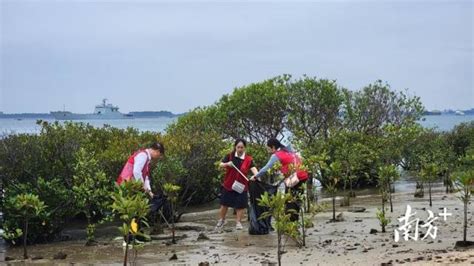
[234,151,246,160]
[133,149,152,191]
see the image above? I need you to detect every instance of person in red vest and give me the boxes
[252,138,308,185]
[251,138,308,221]
[116,142,165,197]
[215,138,258,230]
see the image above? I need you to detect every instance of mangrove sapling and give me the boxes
[258,191,300,266]
[301,154,328,209]
[111,181,150,266]
[292,183,325,247]
[376,208,390,234]
[378,165,398,232]
[163,183,181,244]
[153,155,192,225]
[420,163,439,207]
[388,167,400,213]
[439,149,457,194]
[414,181,424,198]
[72,148,113,246]
[325,161,342,222]
[293,184,307,247]
[7,193,46,259]
[444,169,455,194]
[453,169,474,247]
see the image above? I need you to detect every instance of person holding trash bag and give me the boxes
[116,142,164,245]
[251,138,308,221]
[215,138,258,230]
[248,179,277,235]
[116,142,165,197]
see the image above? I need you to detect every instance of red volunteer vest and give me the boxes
[274,149,308,181]
[116,149,151,185]
[222,153,253,192]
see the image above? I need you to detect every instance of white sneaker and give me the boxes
[134,239,145,244]
[215,219,225,230]
[122,238,144,247]
[236,222,243,230]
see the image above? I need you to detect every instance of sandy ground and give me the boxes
[2,182,474,265]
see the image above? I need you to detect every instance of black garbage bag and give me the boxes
[248,181,277,235]
[150,193,173,222]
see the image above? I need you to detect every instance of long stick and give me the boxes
[158,210,171,228]
[231,164,249,181]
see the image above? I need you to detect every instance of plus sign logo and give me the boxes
[394,205,452,242]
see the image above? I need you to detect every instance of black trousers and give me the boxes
[285,180,306,222]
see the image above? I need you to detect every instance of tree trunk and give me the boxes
[124,234,129,266]
[381,196,386,233]
[277,231,282,266]
[346,181,351,206]
[306,175,313,213]
[171,201,176,244]
[446,171,453,193]
[389,192,393,212]
[23,219,28,259]
[332,196,336,222]
[429,182,432,207]
[342,181,348,206]
[389,182,394,213]
[445,173,449,194]
[464,201,468,242]
[86,216,95,245]
[301,207,305,247]
[349,179,355,198]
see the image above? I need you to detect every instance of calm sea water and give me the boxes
[0,115,472,135]
[0,117,178,135]
[418,115,473,131]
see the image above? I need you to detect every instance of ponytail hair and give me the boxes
[266,138,286,151]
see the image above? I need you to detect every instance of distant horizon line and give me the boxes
[1,108,473,115]
[0,110,185,113]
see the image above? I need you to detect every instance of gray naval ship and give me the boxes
[51,99,133,120]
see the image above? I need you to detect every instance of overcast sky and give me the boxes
[1,0,472,113]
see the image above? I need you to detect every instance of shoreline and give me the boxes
[3,182,474,265]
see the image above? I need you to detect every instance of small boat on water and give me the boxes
[51,99,133,120]
[455,110,465,116]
